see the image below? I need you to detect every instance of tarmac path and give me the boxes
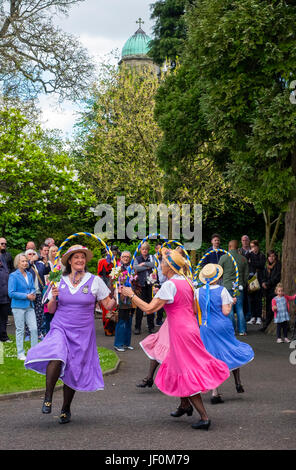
[1,316,296,451]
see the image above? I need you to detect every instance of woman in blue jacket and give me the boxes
[8,253,38,360]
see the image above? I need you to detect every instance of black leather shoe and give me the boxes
[136,378,153,388]
[210,395,224,405]
[59,410,71,424]
[42,399,52,414]
[134,329,141,335]
[191,419,211,430]
[236,384,245,393]
[170,405,193,417]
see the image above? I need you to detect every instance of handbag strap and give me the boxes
[32,264,45,288]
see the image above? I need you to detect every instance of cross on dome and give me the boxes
[136,18,144,29]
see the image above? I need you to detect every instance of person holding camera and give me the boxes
[26,245,51,338]
[8,253,38,360]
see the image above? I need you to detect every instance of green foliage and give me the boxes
[0,337,117,394]
[184,0,296,211]
[153,0,296,249]
[148,0,187,66]
[0,107,96,239]
[73,63,166,208]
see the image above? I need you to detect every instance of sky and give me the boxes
[38,0,155,139]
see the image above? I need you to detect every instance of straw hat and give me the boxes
[61,244,93,266]
[199,263,223,285]
[162,249,186,276]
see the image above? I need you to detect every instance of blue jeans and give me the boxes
[12,307,38,356]
[228,290,246,334]
[114,310,133,347]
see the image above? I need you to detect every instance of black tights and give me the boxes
[45,360,75,412]
[146,359,159,380]
[232,368,242,386]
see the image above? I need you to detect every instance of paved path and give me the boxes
[1,318,296,450]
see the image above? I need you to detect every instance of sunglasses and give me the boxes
[0,243,7,245]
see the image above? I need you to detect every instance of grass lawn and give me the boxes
[0,336,118,395]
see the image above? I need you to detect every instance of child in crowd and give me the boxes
[272,283,296,343]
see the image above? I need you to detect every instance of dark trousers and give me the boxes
[243,288,251,320]
[156,307,165,325]
[0,303,10,341]
[135,285,154,332]
[277,321,289,339]
[114,308,134,347]
[249,289,262,319]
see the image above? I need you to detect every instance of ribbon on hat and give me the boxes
[203,267,220,327]
[166,254,182,272]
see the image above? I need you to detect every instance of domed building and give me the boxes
[119,19,159,74]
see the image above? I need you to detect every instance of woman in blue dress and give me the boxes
[196,263,254,404]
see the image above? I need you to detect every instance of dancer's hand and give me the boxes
[121,286,134,298]
[51,286,59,299]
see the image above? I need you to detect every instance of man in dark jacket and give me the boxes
[0,255,11,342]
[0,238,14,273]
[202,233,223,266]
[0,238,14,341]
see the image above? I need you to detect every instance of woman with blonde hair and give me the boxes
[122,250,229,431]
[8,253,38,360]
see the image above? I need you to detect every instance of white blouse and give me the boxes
[154,275,189,304]
[48,273,110,301]
[194,285,233,305]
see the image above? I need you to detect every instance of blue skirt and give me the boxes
[200,315,254,371]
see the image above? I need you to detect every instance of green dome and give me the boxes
[122,27,152,58]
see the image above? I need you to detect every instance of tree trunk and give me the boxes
[263,208,271,253]
[281,199,296,338]
[281,200,296,294]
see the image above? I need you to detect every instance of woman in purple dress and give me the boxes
[25,245,116,424]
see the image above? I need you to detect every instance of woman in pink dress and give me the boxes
[136,247,188,389]
[122,249,230,431]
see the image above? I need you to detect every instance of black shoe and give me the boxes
[210,395,224,405]
[236,384,245,393]
[148,329,155,334]
[136,377,153,388]
[134,329,141,335]
[156,321,163,326]
[191,419,211,430]
[59,410,71,424]
[170,405,193,417]
[42,399,52,414]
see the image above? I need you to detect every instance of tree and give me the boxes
[0,0,95,100]
[73,62,166,209]
[154,0,296,289]
[148,0,187,66]
[0,107,96,243]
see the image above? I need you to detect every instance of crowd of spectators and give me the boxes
[0,232,293,359]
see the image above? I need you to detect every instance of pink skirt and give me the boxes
[140,318,169,364]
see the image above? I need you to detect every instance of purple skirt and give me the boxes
[25,276,104,392]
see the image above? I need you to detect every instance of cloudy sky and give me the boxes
[39,0,155,138]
